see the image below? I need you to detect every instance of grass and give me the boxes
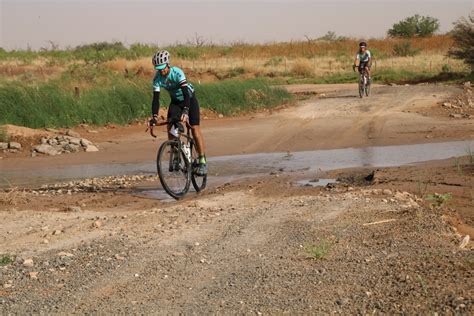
[416,181,429,198]
[467,147,474,165]
[454,158,463,175]
[0,78,293,128]
[0,254,16,266]
[0,35,454,62]
[425,193,452,208]
[0,126,9,142]
[304,241,331,260]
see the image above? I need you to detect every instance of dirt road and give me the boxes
[1,83,473,313]
[1,83,473,171]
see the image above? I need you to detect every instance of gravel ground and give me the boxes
[1,179,472,314]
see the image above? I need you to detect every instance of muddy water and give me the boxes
[1,140,472,189]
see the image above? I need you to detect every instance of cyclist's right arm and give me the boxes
[152,90,160,118]
[353,53,359,70]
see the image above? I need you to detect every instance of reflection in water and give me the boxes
[1,140,472,188]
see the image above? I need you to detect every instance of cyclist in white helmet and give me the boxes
[148,50,207,176]
[353,41,372,81]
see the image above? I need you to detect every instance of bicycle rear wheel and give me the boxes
[157,140,190,199]
[191,143,207,192]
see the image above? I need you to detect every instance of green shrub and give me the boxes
[388,14,440,38]
[172,45,200,60]
[441,64,452,73]
[393,41,421,57]
[0,126,9,142]
[449,14,474,73]
[0,254,16,266]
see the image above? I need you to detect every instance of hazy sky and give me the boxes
[1,0,472,50]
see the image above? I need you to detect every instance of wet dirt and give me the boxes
[2,140,472,189]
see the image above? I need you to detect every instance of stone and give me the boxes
[33,144,59,156]
[93,220,102,228]
[66,206,82,212]
[66,129,81,138]
[80,138,93,147]
[442,102,452,108]
[459,235,470,249]
[336,298,349,305]
[47,138,58,145]
[8,142,21,150]
[218,114,224,118]
[62,143,80,153]
[85,145,99,152]
[450,113,463,118]
[40,137,48,144]
[68,137,81,146]
[382,189,393,195]
[0,143,8,150]
[57,252,74,257]
[45,128,59,133]
[29,272,38,279]
[23,258,34,267]
[463,81,471,88]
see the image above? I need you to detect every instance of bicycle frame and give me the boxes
[359,69,368,84]
[148,120,195,162]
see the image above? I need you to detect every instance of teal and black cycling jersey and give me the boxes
[356,50,371,63]
[152,66,194,103]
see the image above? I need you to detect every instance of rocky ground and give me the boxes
[0,159,473,314]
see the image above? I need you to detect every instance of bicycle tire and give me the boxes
[190,142,207,192]
[359,80,364,98]
[157,140,191,199]
[365,82,371,96]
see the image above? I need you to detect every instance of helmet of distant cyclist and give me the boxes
[152,50,170,70]
[359,41,367,48]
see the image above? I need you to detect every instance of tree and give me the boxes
[317,31,348,41]
[449,12,474,72]
[388,14,440,37]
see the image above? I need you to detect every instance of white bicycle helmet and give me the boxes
[152,50,170,70]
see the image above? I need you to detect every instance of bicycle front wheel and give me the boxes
[157,140,190,199]
[359,81,365,98]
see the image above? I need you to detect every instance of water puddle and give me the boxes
[131,188,177,203]
[1,140,472,190]
[296,179,339,187]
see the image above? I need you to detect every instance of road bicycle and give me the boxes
[148,119,207,199]
[358,67,371,98]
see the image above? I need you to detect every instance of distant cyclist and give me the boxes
[148,50,207,175]
[353,41,372,81]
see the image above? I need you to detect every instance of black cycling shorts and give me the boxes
[167,94,200,126]
[358,61,370,71]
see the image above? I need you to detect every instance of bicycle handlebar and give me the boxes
[146,119,193,138]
